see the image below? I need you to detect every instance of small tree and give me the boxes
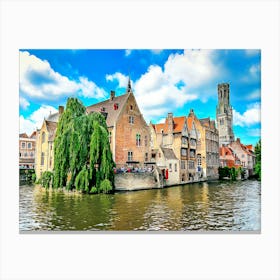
[254,139,261,180]
[230,167,237,181]
[99,179,113,194]
[38,171,53,189]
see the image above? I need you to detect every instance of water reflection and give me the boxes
[19,180,261,231]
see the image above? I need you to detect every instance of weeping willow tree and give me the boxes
[53,97,115,193]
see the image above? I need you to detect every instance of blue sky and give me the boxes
[19,49,261,145]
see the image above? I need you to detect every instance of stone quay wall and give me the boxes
[114,171,161,191]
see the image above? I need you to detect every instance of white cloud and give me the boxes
[132,50,219,121]
[246,89,261,100]
[20,51,105,100]
[151,49,163,55]
[249,63,260,77]
[107,50,220,122]
[164,50,219,88]
[125,50,132,56]
[20,105,58,134]
[241,62,261,84]
[19,96,30,109]
[233,103,261,127]
[134,64,198,121]
[78,76,106,98]
[245,49,260,56]
[106,72,129,88]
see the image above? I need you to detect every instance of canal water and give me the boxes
[19,180,261,231]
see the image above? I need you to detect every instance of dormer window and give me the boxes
[114,103,119,110]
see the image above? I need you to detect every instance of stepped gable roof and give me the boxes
[86,93,130,127]
[161,147,178,160]
[19,133,28,138]
[187,116,194,131]
[246,144,254,152]
[220,146,234,157]
[210,120,216,129]
[241,143,254,155]
[199,117,210,127]
[219,145,242,168]
[46,112,59,123]
[45,121,57,141]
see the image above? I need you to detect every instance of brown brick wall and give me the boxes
[115,94,150,167]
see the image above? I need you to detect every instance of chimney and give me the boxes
[59,106,64,115]
[110,90,115,100]
[167,113,173,134]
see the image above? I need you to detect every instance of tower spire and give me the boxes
[126,76,132,93]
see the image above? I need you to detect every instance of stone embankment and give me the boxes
[114,168,209,191]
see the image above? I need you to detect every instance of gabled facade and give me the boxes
[186,114,198,181]
[219,146,242,168]
[229,138,255,176]
[159,113,189,183]
[151,112,202,184]
[199,117,219,179]
[87,81,150,168]
[35,107,63,178]
[19,132,36,169]
[149,123,180,186]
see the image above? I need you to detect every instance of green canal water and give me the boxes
[19,180,261,231]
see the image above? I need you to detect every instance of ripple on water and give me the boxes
[19,180,261,231]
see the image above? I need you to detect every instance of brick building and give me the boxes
[219,145,242,168]
[229,138,255,176]
[87,80,150,168]
[19,131,36,169]
[188,109,219,180]
[151,112,198,184]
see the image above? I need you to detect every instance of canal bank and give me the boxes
[114,168,208,191]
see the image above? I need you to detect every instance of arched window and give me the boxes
[27,142,32,149]
[42,132,46,143]
[41,152,45,165]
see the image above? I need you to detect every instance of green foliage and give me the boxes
[99,179,113,194]
[38,171,53,189]
[75,166,89,192]
[230,167,237,181]
[219,166,237,180]
[218,166,230,179]
[53,97,115,193]
[254,139,261,180]
[31,173,36,183]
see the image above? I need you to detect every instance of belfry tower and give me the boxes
[216,83,235,146]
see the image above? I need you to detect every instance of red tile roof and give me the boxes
[219,146,242,168]
[153,116,186,134]
[154,123,165,134]
[187,117,193,130]
[173,117,186,133]
[19,133,28,138]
